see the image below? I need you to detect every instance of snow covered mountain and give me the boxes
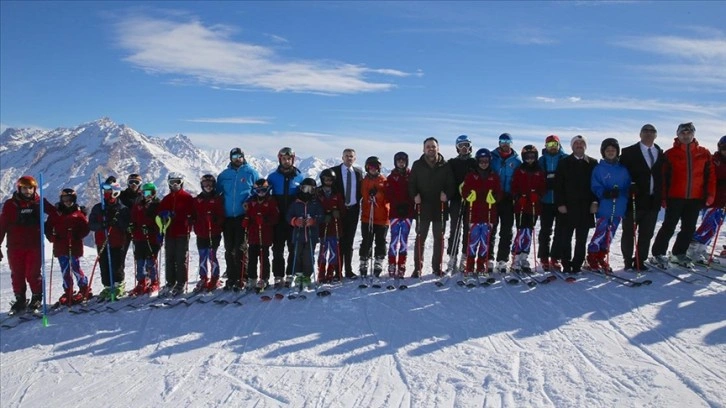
[0,118,346,206]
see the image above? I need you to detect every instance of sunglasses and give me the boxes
[300,185,314,194]
[545,141,559,149]
[231,154,243,160]
[128,180,141,186]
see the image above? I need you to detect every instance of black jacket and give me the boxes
[331,164,363,206]
[408,153,456,222]
[554,154,598,228]
[619,142,665,212]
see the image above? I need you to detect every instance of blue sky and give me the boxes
[2,1,725,165]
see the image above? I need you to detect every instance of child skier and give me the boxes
[89,181,131,300]
[157,173,196,296]
[242,178,279,290]
[386,152,415,279]
[688,135,726,264]
[587,138,631,272]
[287,178,325,289]
[316,169,345,283]
[45,188,91,305]
[128,183,162,296]
[193,175,225,292]
[460,149,502,279]
[359,156,390,279]
[511,145,547,273]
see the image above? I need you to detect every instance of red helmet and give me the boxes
[16,175,38,191]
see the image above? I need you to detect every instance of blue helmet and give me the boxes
[475,148,491,160]
[455,134,471,146]
[719,135,726,147]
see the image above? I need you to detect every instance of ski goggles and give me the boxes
[456,142,471,149]
[168,179,183,187]
[254,186,270,195]
[143,190,155,197]
[128,180,141,186]
[299,185,315,194]
[230,153,243,160]
[498,140,512,145]
[545,141,559,149]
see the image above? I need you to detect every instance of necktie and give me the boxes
[345,167,352,204]
[647,148,655,167]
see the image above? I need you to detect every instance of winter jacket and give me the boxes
[360,174,390,226]
[662,138,716,202]
[0,192,43,250]
[119,188,142,211]
[511,162,547,216]
[447,155,477,201]
[88,199,130,248]
[157,189,196,238]
[408,153,456,222]
[268,166,305,222]
[217,161,260,217]
[554,154,598,228]
[193,192,225,238]
[316,187,346,238]
[491,148,522,194]
[130,198,162,246]
[591,160,631,219]
[286,197,325,245]
[243,196,279,246]
[461,168,502,224]
[386,169,414,219]
[538,147,567,204]
[44,200,89,257]
[711,151,726,208]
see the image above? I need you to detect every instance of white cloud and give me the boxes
[185,117,270,125]
[528,95,726,117]
[115,15,415,94]
[567,96,581,103]
[536,96,557,103]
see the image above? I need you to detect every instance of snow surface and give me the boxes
[1,221,725,408]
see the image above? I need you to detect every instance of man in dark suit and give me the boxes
[620,124,665,271]
[331,148,363,278]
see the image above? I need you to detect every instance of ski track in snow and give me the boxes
[1,228,725,407]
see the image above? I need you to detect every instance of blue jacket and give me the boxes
[591,160,631,219]
[268,166,305,219]
[538,147,568,204]
[216,162,259,217]
[286,197,325,244]
[491,148,522,194]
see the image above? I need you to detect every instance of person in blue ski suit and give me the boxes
[587,138,631,271]
[286,178,325,289]
[537,135,568,271]
[216,147,259,289]
[490,133,522,272]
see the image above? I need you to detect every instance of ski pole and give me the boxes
[98,174,116,302]
[485,190,496,274]
[449,197,465,273]
[369,195,375,277]
[706,206,726,273]
[531,197,538,273]
[416,202,422,278]
[334,217,342,281]
[632,191,640,271]
[318,213,328,282]
[606,186,618,271]
[67,226,73,304]
[259,214,265,286]
[440,200,445,275]
[39,172,49,326]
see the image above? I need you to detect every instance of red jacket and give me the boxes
[0,192,43,250]
[45,201,89,257]
[663,138,716,202]
[360,174,389,226]
[243,196,279,245]
[316,187,346,238]
[386,169,414,219]
[512,164,547,215]
[131,199,162,246]
[709,151,726,208]
[193,192,225,239]
[461,169,502,224]
[158,189,196,238]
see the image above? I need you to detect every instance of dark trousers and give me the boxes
[340,204,360,275]
[538,203,564,261]
[652,198,702,256]
[490,197,514,262]
[164,236,189,286]
[621,206,659,267]
[272,222,294,278]
[448,199,469,255]
[222,216,245,282]
[414,219,446,274]
[247,244,271,281]
[561,225,590,271]
[360,223,389,259]
[98,246,125,287]
[291,241,316,278]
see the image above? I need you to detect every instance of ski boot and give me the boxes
[540,259,550,272]
[359,257,370,277]
[98,286,112,300]
[586,252,602,271]
[148,280,160,294]
[687,242,708,263]
[496,261,508,273]
[130,278,149,296]
[518,254,532,274]
[671,253,694,269]
[207,276,220,292]
[76,285,92,302]
[193,277,208,293]
[273,277,284,289]
[549,258,562,272]
[9,294,27,315]
[373,256,384,278]
[170,283,185,297]
[28,293,42,312]
[652,254,670,269]
[112,282,126,299]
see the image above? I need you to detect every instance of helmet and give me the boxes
[141,182,157,197]
[600,138,620,157]
[475,148,492,160]
[455,135,471,146]
[229,147,244,161]
[365,156,382,173]
[200,174,216,189]
[253,178,270,195]
[393,151,409,167]
[719,135,726,148]
[127,174,142,185]
[301,178,317,188]
[499,133,513,144]
[16,175,38,191]
[300,177,317,195]
[521,145,539,160]
[319,168,337,183]
[167,172,184,186]
[677,122,695,134]
[103,182,122,198]
[60,188,77,203]
[278,147,295,164]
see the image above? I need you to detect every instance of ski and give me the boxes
[512,270,537,288]
[686,267,726,285]
[646,261,700,284]
[196,290,226,304]
[433,273,450,287]
[587,268,652,287]
[694,260,726,274]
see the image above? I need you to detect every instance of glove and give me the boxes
[127,223,134,234]
[291,217,304,227]
[661,199,667,209]
[332,209,341,219]
[459,181,465,195]
[706,195,715,207]
[396,203,409,218]
[557,205,567,214]
[241,218,249,228]
[546,173,556,190]
[255,214,264,225]
[159,210,172,220]
[528,192,539,203]
[305,217,316,227]
[368,188,377,197]
[414,194,421,204]
[440,191,448,202]
[466,190,477,204]
[607,186,620,199]
[240,241,249,251]
[589,202,599,214]
[629,182,639,197]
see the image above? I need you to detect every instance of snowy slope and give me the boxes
[1,222,724,408]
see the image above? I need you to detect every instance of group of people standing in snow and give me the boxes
[2,121,725,312]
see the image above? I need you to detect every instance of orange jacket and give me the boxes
[360,175,389,226]
[662,138,716,202]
